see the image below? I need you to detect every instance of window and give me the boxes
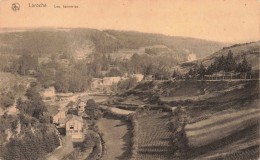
[70,124,74,129]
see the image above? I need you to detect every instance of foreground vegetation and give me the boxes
[0,82,60,160]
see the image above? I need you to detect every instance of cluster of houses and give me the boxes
[91,74,145,90]
[52,100,87,141]
[47,73,150,141]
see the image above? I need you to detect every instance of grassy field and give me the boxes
[96,117,130,160]
[136,111,172,160]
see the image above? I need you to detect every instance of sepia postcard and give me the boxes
[0,0,259,159]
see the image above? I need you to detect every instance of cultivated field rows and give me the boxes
[136,111,172,160]
[185,108,260,147]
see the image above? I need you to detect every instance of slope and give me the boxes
[179,41,260,73]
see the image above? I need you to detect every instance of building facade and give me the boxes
[65,115,84,140]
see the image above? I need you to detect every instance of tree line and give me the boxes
[173,50,257,80]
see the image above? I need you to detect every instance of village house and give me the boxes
[103,77,122,86]
[132,74,144,82]
[187,53,197,62]
[144,75,154,81]
[77,100,86,113]
[66,115,84,140]
[91,78,103,90]
[91,76,124,90]
[42,87,55,99]
[53,108,67,127]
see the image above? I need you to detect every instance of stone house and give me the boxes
[65,115,84,140]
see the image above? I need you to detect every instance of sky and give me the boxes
[0,0,259,43]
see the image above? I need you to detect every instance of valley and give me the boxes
[0,28,259,160]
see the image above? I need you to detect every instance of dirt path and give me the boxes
[46,136,74,160]
[96,118,129,160]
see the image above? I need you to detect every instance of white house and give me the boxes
[66,115,84,140]
[103,77,122,86]
[133,74,144,82]
[187,53,197,62]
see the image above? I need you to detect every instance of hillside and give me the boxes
[179,41,260,73]
[104,30,227,59]
[108,79,259,159]
[0,28,227,62]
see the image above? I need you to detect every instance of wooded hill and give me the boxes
[0,28,227,60]
[0,28,227,93]
[176,41,260,76]
[180,41,260,70]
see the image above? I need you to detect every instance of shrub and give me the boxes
[169,107,188,158]
[117,77,138,92]
[0,92,15,108]
[85,99,103,120]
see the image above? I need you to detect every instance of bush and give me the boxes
[74,132,98,152]
[169,107,188,158]
[0,91,15,108]
[127,114,139,160]
[117,77,138,92]
[85,99,103,120]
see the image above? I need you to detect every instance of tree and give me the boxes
[197,63,206,79]
[37,67,55,88]
[54,68,70,93]
[117,77,138,91]
[24,83,47,119]
[206,63,216,75]
[85,99,102,120]
[236,56,251,73]
[172,69,182,79]
[236,56,252,78]
[101,54,110,71]
[15,54,39,75]
[187,68,196,79]
[106,68,122,77]
[216,55,225,72]
[224,50,236,72]
[143,63,156,76]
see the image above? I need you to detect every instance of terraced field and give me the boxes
[185,108,260,159]
[185,108,260,147]
[136,111,172,160]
